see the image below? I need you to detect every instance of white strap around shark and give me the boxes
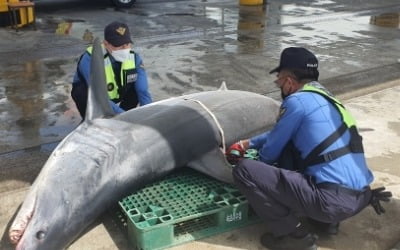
[182,97,226,154]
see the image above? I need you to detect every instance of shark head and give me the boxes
[9,38,120,249]
[10,113,163,249]
[10,122,124,249]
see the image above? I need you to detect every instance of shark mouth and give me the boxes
[9,189,38,248]
[9,210,33,248]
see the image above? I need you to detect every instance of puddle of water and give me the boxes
[278,4,331,25]
[214,5,267,54]
[141,40,208,99]
[274,3,385,47]
[311,0,336,5]
[279,15,372,49]
[0,59,80,153]
[280,3,330,15]
[343,60,363,68]
[205,6,225,25]
[370,13,400,29]
[237,6,266,53]
[55,21,97,43]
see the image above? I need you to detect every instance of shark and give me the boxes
[8,38,280,250]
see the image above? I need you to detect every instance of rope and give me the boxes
[183,98,226,153]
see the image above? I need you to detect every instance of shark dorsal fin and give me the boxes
[218,81,228,91]
[85,38,115,121]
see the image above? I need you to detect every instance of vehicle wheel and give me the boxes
[112,0,136,8]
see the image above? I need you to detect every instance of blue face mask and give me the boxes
[111,48,131,62]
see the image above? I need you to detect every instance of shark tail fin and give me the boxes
[85,38,115,121]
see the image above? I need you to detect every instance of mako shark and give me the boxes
[9,38,280,250]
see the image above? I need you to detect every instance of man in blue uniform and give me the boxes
[71,21,152,118]
[227,47,391,250]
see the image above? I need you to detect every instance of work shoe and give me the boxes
[308,219,340,235]
[260,232,318,250]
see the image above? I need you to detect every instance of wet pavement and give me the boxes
[0,0,400,153]
[0,0,400,249]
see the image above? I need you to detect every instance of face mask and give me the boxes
[111,48,131,62]
[278,78,289,99]
[281,89,289,100]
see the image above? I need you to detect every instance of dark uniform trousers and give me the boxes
[233,159,372,237]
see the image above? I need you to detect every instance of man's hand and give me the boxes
[370,187,392,215]
[226,142,245,165]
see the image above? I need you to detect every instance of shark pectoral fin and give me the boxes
[187,147,234,184]
[85,38,115,121]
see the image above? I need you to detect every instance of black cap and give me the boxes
[104,21,132,47]
[269,47,318,74]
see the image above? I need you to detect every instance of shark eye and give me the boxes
[36,231,46,240]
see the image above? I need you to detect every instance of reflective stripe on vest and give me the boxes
[86,46,136,101]
[301,84,356,127]
[300,84,364,168]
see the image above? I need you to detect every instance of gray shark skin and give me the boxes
[8,39,280,250]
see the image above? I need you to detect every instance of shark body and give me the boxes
[9,38,280,249]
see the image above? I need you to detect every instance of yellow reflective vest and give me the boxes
[301,84,356,128]
[86,46,137,102]
[300,83,364,167]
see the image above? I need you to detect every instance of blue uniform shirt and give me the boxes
[72,52,152,114]
[249,83,373,190]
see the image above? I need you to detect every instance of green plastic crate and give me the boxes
[118,168,260,250]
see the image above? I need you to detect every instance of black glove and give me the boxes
[370,187,392,215]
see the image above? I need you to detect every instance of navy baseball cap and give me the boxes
[269,47,318,74]
[104,21,133,47]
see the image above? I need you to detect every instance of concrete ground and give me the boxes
[3,81,399,250]
[0,0,400,249]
